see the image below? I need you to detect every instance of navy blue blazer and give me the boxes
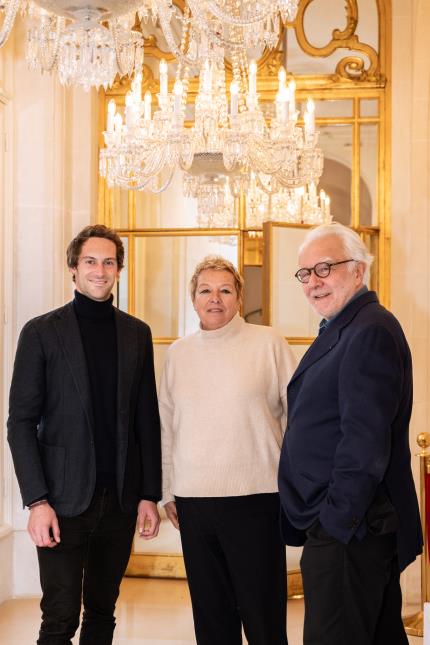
[278,290,422,572]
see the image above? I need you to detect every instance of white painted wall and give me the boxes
[0,15,99,598]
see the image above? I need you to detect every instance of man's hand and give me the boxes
[164,501,179,530]
[137,500,160,539]
[28,503,60,548]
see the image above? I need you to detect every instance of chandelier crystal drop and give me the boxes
[0,0,20,47]
[139,0,299,57]
[245,177,332,228]
[1,0,299,88]
[1,1,144,89]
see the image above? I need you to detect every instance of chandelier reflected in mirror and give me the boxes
[245,178,331,228]
[100,47,325,227]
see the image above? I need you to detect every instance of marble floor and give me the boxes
[0,578,423,644]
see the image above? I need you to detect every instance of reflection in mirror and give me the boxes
[243,232,264,325]
[135,172,200,228]
[117,237,129,312]
[290,343,311,363]
[360,231,379,293]
[243,266,263,325]
[360,125,378,225]
[134,234,239,337]
[313,99,353,118]
[360,98,379,117]
[153,343,170,392]
[110,187,129,229]
[318,124,353,225]
[264,224,321,337]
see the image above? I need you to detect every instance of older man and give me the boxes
[278,222,422,645]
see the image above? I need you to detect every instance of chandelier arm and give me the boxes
[111,20,136,78]
[202,0,279,28]
[112,20,126,77]
[254,172,281,195]
[0,0,20,47]
[186,0,260,51]
[147,170,175,193]
[131,169,175,192]
[157,0,197,66]
[138,145,173,177]
[41,15,64,72]
[274,169,306,190]
[247,139,286,176]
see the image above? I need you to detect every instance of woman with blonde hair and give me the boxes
[160,255,296,645]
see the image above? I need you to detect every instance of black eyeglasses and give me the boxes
[294,259,357,284]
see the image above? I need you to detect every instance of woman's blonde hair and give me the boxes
[190,255,244,303]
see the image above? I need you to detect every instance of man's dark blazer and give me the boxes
[7,301,161,517]
[278,290,422,572]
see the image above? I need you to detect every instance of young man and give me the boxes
[278,222,422,645]
[8,224,161,645]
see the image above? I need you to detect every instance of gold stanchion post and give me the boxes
[403,432,430,636]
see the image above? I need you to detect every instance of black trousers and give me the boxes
[36,489,136,645]
[175,493,288,645]
[300,522,408,645]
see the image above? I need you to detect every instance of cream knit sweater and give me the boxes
[160,314,297,504]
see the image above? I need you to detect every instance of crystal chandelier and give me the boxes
[139,0,299,57]
[182,171,331,229]
[99,45,324,226]
[1,0,298,89]
[1,1,144,90]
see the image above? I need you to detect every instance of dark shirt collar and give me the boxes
[73,290,114,321]
[319,285,368,333]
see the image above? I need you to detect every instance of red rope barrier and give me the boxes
[425,468,430,559]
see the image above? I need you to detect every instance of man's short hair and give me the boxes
[66,225,125,272]
[190,255,244,303]
[299,222,374,285]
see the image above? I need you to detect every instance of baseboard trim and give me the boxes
[126,553,304,599]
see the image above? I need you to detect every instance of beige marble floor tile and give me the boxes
[0,578,423,644]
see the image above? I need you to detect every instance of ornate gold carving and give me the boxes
[144,35,177,62]
[290,0,379,82]
[332,0,358,40]
[141,63,158,93]
[261,52,283,77]
[336,56,371,81]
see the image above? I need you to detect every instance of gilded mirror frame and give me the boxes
[97,0,392,583]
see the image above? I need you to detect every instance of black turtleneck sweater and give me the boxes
[74,290,117,489]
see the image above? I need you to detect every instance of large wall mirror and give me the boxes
[99,0,390,591]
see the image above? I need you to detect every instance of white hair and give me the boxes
[298,222,374,285]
